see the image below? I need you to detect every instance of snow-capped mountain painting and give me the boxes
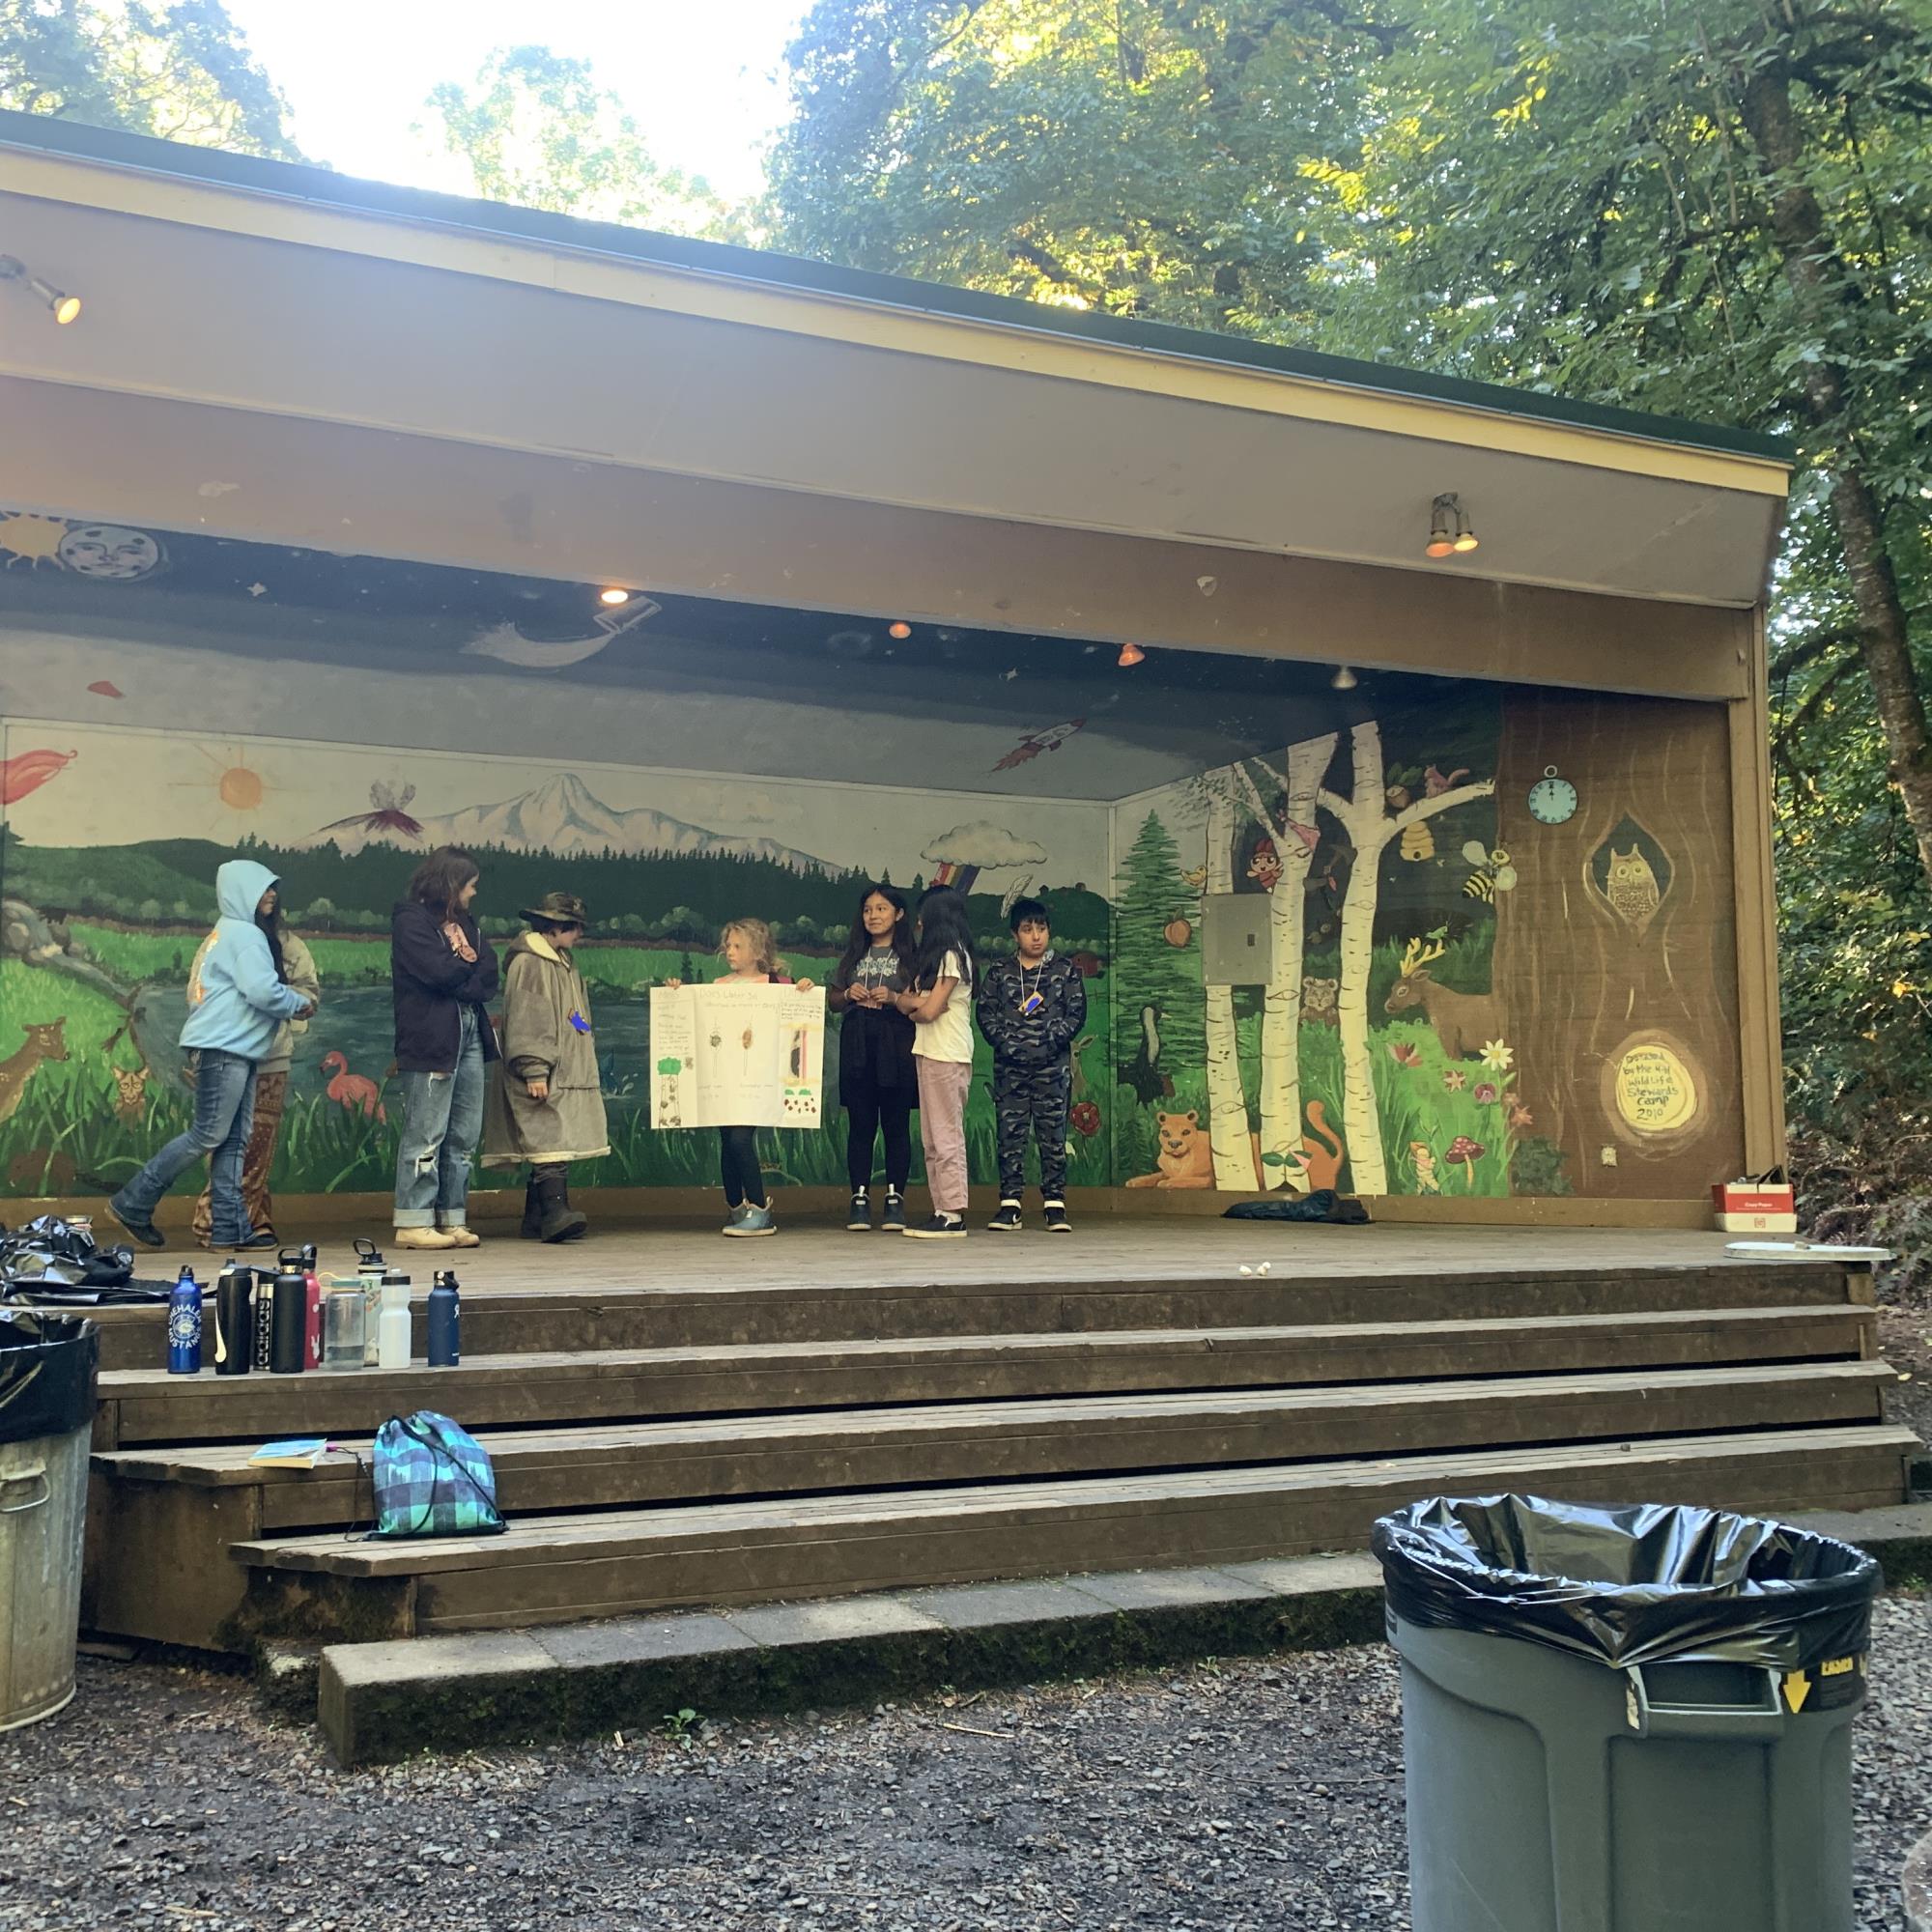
[302,773,841,873]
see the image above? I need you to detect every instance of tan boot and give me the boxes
[440,1226,482,1248]
[394,1226,458,1251]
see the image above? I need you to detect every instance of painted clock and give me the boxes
[1527,765,1578,825]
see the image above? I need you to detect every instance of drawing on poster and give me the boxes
[650,982,825,1129]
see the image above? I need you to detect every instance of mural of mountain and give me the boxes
[301,773,840,872]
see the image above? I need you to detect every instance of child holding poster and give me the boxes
[685,919,814,1237]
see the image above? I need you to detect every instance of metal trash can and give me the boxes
[0,1311,99,1730]
[1373,1493,1880,1932]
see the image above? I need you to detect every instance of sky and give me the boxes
[221,0,808,203]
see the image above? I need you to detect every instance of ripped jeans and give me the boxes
[393,1007,485,1230]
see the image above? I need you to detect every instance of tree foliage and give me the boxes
[422,44,743,241]
[0,0,298,156]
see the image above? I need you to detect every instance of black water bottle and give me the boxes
[213,1265,255,1377]
[427,1269,460,1368]
[269,1254,308,1374]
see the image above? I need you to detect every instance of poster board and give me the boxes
[649,981,826,1130]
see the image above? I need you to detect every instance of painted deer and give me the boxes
[322,1050,387,1122]
[1383,936,1506,1062]
[0,1017,70,1125]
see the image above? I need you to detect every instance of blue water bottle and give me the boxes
[427,1269,460,1368]
[167,1265,202,1375]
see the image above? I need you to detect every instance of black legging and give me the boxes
[718,1126,766,1208]
[845,1093,914,1194]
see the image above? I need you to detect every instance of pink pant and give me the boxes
[915,1058,973,1213]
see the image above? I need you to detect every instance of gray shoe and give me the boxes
[724,1204,777,1237]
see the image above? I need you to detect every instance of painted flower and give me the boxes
[1441,1067,1468,1092]
[1069,1100,1102,1138]
[1479,1039,1515,1071]
[1474,1081,1499,1105]
[1507,1099,1534,1131]
[1388,1041,1422,1067]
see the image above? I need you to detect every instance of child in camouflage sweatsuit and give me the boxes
[975,896,1087,1234]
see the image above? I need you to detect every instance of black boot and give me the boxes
[557,1174,589,1241]
[535,1171,586,1244]
[520,1174,543,1239]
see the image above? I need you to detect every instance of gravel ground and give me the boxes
[2,1597,1929,1932]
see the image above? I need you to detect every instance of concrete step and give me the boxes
[234,1425,1919,1644]
[311,1496,1932,1769]
[77,1256,1865,1371]
[94,1301,1877,1449]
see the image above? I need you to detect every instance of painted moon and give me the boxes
[58,524,164,581]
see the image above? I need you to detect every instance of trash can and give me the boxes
[1373,1493,1880,1932]
[0,1311,99,1731]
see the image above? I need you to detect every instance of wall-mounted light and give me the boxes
[0,254,81,325]
[1330,665,1358,691]
[1425,493,1478,558]
[1118,641,1147,668]
[598,587,632,606]
[888,620,913,640]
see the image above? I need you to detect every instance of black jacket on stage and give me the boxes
[975,952,1087,1068]
[390,900,500,1074]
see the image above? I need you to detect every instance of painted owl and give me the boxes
[1606,845,1662,928]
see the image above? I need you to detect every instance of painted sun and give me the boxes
[175,744,272,831]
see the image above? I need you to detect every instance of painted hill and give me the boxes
[301,773,839,872]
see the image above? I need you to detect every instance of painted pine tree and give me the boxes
[1112,811,1206,1108]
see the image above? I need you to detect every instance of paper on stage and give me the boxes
[649,981,826,1129]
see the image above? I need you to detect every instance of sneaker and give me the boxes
[722,1203,751,1236]
[880,1191,906,1232]
[846,1191,872,1232]
[225,1230,278,1252]
[106,1200,165,1249]
[440,1226,482,1248]
[724,1204,777,1237]
[394,1226,459,1251]
[1043,1202,1072,1234]
[987,1202,1024,1233]
[904,1212,967,1239]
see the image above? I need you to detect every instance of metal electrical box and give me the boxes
[1200,893,1273,986]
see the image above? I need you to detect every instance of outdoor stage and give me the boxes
[76,1217,1912,1661]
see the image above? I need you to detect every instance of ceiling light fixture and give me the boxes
[598,587,631,605]
[1118,641,1147,668]
[1330,665,1359,692]
[0,254,81,325]
[888,620,913,639]
[1426,492,1478,558]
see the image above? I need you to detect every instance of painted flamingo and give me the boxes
[322,1050,386,1122]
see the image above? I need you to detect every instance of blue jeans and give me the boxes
[113,1049,258,1244]
[394,1008,485,1229]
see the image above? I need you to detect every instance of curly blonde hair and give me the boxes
[718,918,780,976]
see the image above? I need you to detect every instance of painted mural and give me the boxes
[0,722,1112,1203]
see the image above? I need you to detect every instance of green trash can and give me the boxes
[1373,1494,1880,1932]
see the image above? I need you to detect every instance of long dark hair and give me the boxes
[911,885,976,992]
[408,846,479,918]
[833,881,913,989]
[254,893,288,984]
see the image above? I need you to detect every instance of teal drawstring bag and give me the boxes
[369,1410,505,1539]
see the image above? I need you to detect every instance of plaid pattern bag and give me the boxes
[370,1410,506,1539]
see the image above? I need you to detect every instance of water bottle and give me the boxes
[354,1238,386,1366]
[323,1289,366,1371]
[427,1269,461,1368]
[298,1243,326,1372]
[377,1275,412,1371]
[213,1265,254,1377]
[270,1252,308,1374]
[167,1266,202,1375]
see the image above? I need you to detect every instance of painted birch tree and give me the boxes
[1318,723,1494,1195]
[1199,787,1256,1189]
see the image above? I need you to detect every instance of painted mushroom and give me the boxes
[1445,1134,1486,1187]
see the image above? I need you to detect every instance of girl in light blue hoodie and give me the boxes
[108,860,315,1252]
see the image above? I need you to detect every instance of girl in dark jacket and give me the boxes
[390,846,499,1252]
[826,882,918,1231]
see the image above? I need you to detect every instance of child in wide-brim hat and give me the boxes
[481,891,610,1240]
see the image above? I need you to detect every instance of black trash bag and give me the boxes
[1222,1189,1372,1225]
[0,1310,99,1443]
[1373,1492,1879,1672]
[0,1214,138,1300]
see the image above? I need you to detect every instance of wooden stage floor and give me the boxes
[381,1218,1779,1294]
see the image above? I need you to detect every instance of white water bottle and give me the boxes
[377,1277,412,1371]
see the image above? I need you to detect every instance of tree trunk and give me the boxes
[1257,734,1335,1186]
[1328,724,1391,1196]
[1201,786,1255,1188]
[1739,63,1932,895]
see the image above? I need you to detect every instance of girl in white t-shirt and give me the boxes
[895,885,977,1237]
